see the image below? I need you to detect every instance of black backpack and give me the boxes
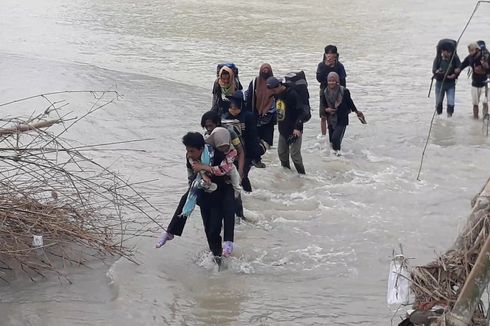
[477,40,490,65]
[434,39,459,66]
[282,71,311,123]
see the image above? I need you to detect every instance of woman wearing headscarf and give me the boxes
[212,65,243,116]
[245,63,276,148]
[320,72,365,156]
[316,45,347,138]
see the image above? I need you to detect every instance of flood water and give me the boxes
[1,0,490,325]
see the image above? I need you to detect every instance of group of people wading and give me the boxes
[156,45,366,265]
[432,39,490,119]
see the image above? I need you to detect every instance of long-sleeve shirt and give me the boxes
[316,61,347,89]
[320,88,358,126]
[209,148,237,176]
[459,53,488,88]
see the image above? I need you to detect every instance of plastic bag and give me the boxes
[387,254,410,305]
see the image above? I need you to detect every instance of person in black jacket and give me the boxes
[222,91,266,192]
[456,42,489,119]
[320,72,364,156]
[266,76,306,174]
[432,41,460,117]
[316,45,347,138]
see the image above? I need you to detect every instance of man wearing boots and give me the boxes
[432,41,460,117]
[266,76,306,174]
[456,42,488,119]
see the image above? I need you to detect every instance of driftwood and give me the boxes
[408,179,490,326]
[0,119,62,136]
[0,91,160,282]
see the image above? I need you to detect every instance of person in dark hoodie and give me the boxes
[320,72,365,156]
[432,41,460,117]
[316,45,347,138]
[246,63,276,150]
[266,76,306,174]
[222,90,266,192]
[456,42,488,119]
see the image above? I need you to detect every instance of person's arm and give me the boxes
[186,159,197,185]
[245,79,254,112]
[432,57,440,75]
[235,143,245,178]
[230,130,245,177]
[195,148,237,176]
[292,91,304,134]
[244,112,262,159]
[456,56,470,74]
[211,81,220,112]
[320,88,327,112]
[338,63,347,87]
[344,89,364,121]
[316,62,325,84]
[344,89,358,113]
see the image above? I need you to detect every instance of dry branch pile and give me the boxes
[0,91,158,282]
[409,186,490,325]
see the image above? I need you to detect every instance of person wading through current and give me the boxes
[246,63,276,157]
[316,45,347,139]
[320,71,365,156]
[212,65,242,116]
[266,76,307,174]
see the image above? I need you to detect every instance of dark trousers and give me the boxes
[166,190,189,236]
[198,183,235,257]
[258,121,275,147]
[329,125,347,151]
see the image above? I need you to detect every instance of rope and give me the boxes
[417,1,490,181]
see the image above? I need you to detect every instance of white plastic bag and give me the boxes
[32,235,43,247]
[387,254,410,305]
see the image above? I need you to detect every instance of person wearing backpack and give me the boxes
[201,110,247,223]
[320,72,365,156]
[266,76,306,174]
[316,45,347,138]
[245,63,276,150]
[432,40,461,117]
[456,42,489,119]
[212,64,243,116]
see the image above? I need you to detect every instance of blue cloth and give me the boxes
[181,145,213,218]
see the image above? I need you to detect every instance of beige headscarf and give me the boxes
[254,63,274,116]
[324,72,344,109]
[468,42,480,52]
[205,127,231,150]
[218,66,237,97]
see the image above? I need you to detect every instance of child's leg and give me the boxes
[229,165,242,194]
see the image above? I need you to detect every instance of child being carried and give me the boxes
[197,127,241,196]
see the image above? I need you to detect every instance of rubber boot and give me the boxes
[447,105,454,117]
[436,103,443,115]
[293,162,306,175]
[473,105,479,119]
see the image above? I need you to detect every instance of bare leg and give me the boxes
[320,117,327,136]
[473,105,479,119]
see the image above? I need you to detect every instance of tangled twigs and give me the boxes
[0,90,158,282]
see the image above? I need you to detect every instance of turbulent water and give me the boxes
[1,0,490,325]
